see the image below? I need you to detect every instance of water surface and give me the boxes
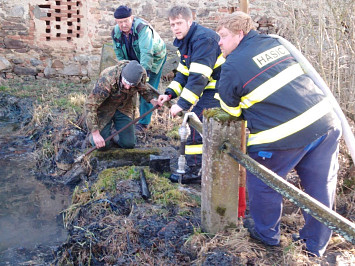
[0,121,71,255]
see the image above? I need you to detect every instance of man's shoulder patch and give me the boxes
[252,45,290,68]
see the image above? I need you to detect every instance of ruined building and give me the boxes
[0,0,308,80]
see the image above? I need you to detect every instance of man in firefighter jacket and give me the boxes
[85,60,160,150]
[111,5,166,132]
[216,12,341,257]
[158,5,225,183]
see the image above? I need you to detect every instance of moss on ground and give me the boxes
[68,165,199,214]
[92,147,160,162]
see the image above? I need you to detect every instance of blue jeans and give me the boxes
[89,110,135,150]
[139,56,166,125]
[247,127,341,256]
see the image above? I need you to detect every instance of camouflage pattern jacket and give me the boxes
[85,61,155,133]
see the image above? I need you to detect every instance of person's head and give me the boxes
[168,6,193,40]
[114,5,134,34]
[121,60,145,89]
[217,11,255,57]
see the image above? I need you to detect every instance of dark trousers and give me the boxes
[247,127,341,256]
[90,110,136,149]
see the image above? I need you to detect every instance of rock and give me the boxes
[81,76,91,83]
[162,56,178,77]
[10,6,25,18]
[13,66,38,76]
[1,22,27,31]
[0,56,12,72]
[33,5,48,19]
[44,66,53,77]
[62,64,82,76]
[52,60,64,69]
[12,58,24,64]
[30,58,42,67]
[4,38,27,49]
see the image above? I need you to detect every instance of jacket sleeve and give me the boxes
[177,38,219,110]
[165,59,188,99]
[216,60,244,118]
[111,26,126,61]
[85,76,112,132]
[137,25,155,72]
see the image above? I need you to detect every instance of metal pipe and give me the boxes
[185,112,203,136]
[139,169,151,200]
[221,141,355,244]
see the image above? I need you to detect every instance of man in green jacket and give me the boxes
[85,60,160,150]
[111,5,166,132]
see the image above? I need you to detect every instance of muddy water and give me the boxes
[0,121,71,259]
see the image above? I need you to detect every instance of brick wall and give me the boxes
[0,0,319,80]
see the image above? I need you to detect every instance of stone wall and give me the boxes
[0,0,317,80]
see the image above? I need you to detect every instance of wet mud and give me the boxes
[0,94,71,265]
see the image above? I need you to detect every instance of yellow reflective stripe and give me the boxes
[241,63,304,109]
[214,54,226,69]
[181,88,199,105]
[168,81,183,96]
[177,63,189,76]
[185,144,203,155]
[247,98,331,146]
[215,93,242,117]
[205,79,216,89]
[189,62,213,78]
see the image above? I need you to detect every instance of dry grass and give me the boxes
[276,0,355,120]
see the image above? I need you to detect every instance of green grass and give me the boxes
[0,86,9,92]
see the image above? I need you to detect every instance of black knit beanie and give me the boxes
[114,6,132,19]
[121,60,144,86]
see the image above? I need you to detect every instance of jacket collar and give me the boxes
[173,22,197,49]
[238,30,258,49]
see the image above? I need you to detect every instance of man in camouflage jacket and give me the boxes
[85,60,159,149]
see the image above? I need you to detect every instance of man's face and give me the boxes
[169,15,192,40]
[116,16,134,34]
[218,27,243,58]
[121,78,132,90]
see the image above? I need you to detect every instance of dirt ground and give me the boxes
[0,76,354,265]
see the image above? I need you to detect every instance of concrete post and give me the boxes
[201,109,242,233]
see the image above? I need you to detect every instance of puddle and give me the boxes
[0,121,71,262]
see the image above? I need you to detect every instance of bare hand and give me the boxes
[158,94,170,106]
[150,98,162,107]
[170,104,183,117]
[92,130,106,148]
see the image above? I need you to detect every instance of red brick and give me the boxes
[51,37,68,41]
[218,7,228,12]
